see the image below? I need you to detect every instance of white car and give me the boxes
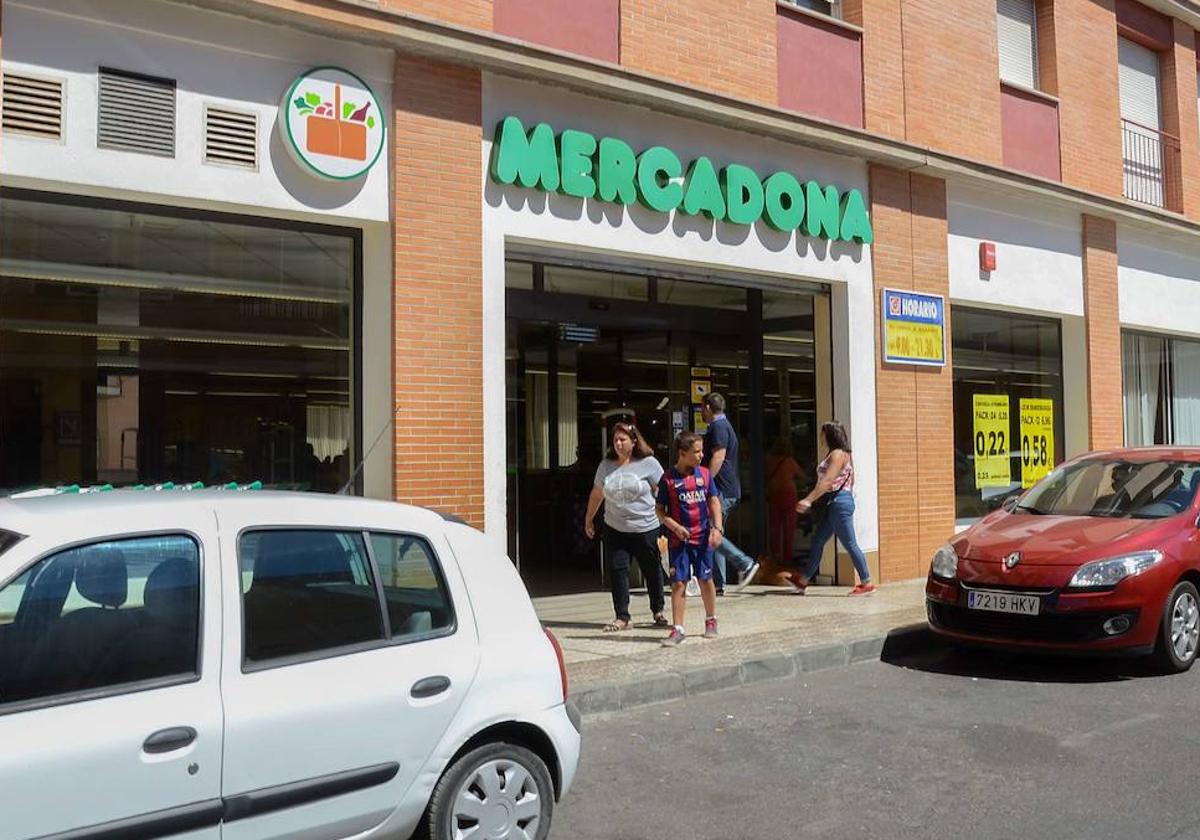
[0,489,580,840]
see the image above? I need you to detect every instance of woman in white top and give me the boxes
[584,423,668,631]
[791,421,875,596]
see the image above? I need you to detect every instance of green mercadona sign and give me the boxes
[489,116,873,244]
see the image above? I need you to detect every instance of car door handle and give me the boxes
[143,726,198,754]
[411,676,451,699]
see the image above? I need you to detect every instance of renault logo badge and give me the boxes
[1004,552,1022,570]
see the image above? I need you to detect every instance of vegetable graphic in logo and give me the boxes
[281,66,385,180]
[292,83,376,161]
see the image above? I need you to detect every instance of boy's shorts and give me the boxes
[670,541,713,583]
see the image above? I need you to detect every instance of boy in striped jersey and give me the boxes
[656,431,724,647]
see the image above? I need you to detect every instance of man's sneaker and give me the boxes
[686,577,701,597]
[849,582,877,597]
[733,561,760,593]
[787,573,808,594]
[661,627,686,647]
[704,617,719,638]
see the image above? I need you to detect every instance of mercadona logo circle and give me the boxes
[282,66,385,181]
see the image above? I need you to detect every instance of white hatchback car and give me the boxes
[0,490,580,840]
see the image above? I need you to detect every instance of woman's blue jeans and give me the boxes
[802,490,870,584]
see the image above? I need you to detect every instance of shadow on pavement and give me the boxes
[880,627,1163,684]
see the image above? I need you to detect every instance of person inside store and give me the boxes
[584,422,669,631]
[790,421,876,597]
[766,436,805,569]
[700,392,761,594]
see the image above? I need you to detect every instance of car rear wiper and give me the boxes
[1014,503,1046,515]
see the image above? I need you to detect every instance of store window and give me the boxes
[0,190,358,494]
[1122,331,1200,446]
[952,308,1064,520]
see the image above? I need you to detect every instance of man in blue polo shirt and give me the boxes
[701,392,760,594]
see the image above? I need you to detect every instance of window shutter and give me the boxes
[997,0,1038,89]
[204,106,257,169]
[1118,37,1161,130]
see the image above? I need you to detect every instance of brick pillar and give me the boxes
[392,55,485,526]
[1081,214,1123,450]
[1160,20,1200,219]
[869,166,955,581]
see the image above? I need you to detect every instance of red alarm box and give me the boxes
[980,241,997,272]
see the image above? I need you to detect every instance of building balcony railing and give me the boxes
[1122,119,1182,212]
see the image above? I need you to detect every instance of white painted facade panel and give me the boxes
[1118,225,1200,340]
[947,181,1084,317]
[481,73,880,558]
[1,0,392,224]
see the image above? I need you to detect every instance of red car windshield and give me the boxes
[1018,459,1200,519]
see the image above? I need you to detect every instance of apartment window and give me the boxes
[1119,36,1173,208]
[997,0,1039,89]
[1123,332,1200,446]
[782,0,841,19]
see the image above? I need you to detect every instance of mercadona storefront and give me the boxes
[481,77,882,594]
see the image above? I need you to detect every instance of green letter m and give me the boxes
[490,116,560,191]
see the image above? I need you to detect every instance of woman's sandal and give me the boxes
[652,613,670,628]
[603,618,632,632]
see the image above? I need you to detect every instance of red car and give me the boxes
[927,448,1200,672]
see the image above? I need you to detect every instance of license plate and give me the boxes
[966,589,1040,616]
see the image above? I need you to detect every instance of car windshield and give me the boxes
[1018,459,1200,519]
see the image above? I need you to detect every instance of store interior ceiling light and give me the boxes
[0,318,348,351]
[0,258,350,304]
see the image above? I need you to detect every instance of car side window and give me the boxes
[0,535,200,707]
[369,533,455,640]
[239,530,385,665]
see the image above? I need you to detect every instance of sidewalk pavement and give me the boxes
[534,578,930,715]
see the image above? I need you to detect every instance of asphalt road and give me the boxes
[553,638,1200,840]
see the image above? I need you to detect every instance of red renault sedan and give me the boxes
[927,448,1200,672]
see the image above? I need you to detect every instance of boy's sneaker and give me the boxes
[787,573,808,594]
[733,561,760,593]
[661,627,686,647]
[704,617,719,638]
[849,582,877,597]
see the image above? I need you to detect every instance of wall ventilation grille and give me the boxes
[204,106,258,169]
[1,72,64,140]
[97,67,176,157]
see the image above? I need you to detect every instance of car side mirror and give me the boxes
[1002,495,1020,513]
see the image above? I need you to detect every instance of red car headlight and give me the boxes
[1066,550,1163,590]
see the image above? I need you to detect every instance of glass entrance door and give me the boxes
[505,260,829,596]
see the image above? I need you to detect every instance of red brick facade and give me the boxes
[392,56,485,526]
[220,0,1200,580]
[1082,214,1124,451]
[869,167,955,581]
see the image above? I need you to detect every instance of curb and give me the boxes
[572,623,933,716]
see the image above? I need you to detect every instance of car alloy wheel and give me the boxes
[1155,581,1200,674]
[452,758,543,839]
[1171,590,1199,664]
[424,741,554,840]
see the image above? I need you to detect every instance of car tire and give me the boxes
[1154,580,1200,674]
[422,741,555,840]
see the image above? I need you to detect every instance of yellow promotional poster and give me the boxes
[972,394,1011,488]
[693,408,708,434]
[690,380,711,403]
[1020,398,1055,488]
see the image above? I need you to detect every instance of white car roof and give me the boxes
[0,490,449,541]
